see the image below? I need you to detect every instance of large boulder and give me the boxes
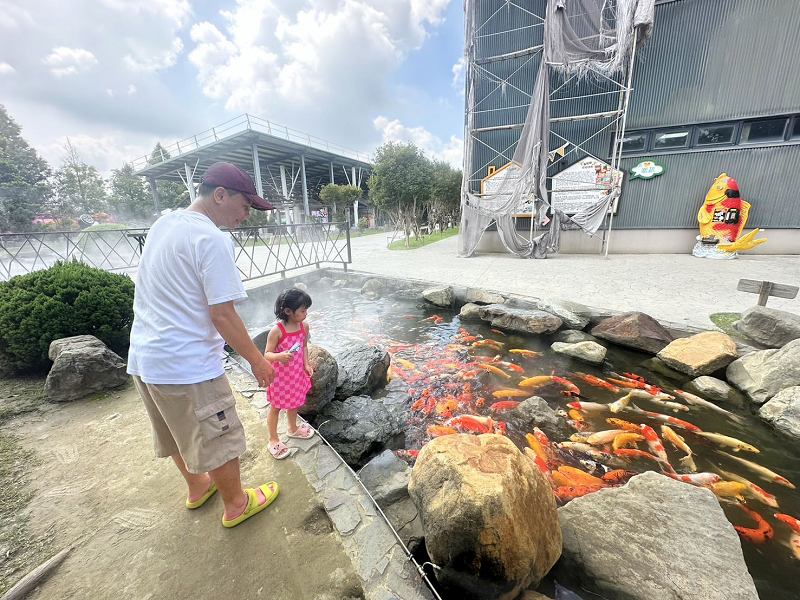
[464,288,506,305]
[459,302,483,321]
[422,286,453,307]
[299,344,338,416]
[552,330,598,344]
[361,277,391,299]
[551,341,606,365]
[45,335,128,402]
[408,434,561,600]
[506,396,562,439]
[359,450,423,550]
[557,471,758,600]
[591,312,673,354]
[656,331,738,377]
[478,304,562,335]
[507,299,590,330]
[684,376,746,408]
[314,395,404,467]
[758,386,800,440]
[726,339,800,404]
[334,344,390,400]
[735,306,800,348]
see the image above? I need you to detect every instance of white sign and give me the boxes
[551,157,622,215]
[480,163,521,197]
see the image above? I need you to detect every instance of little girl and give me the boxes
[264,288,315,459]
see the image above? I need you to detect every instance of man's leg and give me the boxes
[171,454,213,502]
[209,457,267,520]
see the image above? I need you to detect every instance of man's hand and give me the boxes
[250,356,275,387]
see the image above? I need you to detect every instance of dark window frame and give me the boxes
[693,122,739,147]
[651,128,691,150]
[740,117,789,145]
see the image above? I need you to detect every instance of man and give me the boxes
[128,162,278,528]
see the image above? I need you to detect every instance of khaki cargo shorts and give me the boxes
[132,374,246,474]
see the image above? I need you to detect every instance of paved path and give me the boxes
[343,233,800,329]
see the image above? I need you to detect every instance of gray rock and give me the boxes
[317,276,335,289]
[735,306,800,348]
[726,339,800,404]
[684,376,746,408]
[335,344,390,400]
[758,386,800,439]
[459,302,483,321]
[361,278,390,299]
[478,304,562,335]
[45,335,128,402]
[359,450,411,505]
[464,288,506,305]
[591,311,674,354]
[379,378,412,425]
[557,471,758,600]
[552,330,598,344]
[315,395,405,467]
[422,286,453,307]
[656,331,738,377]
[299,344,338,416]
[506,396,562,439]
[507,298,590,330]
[551,341,606,365]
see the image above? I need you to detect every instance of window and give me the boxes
[696,124,736,146]
[741,118,787,143]
[792,118,800,139]
[620,132,646,152]
[652,130,689,149]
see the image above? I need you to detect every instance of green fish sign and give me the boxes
[630,160,665,180]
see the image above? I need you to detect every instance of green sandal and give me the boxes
[186,482,217,509]
[222,482,280,528]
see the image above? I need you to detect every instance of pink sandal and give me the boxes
[268,441,290,459]
[287,423,315,440]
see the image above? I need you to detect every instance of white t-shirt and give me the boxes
[127,210,247,384]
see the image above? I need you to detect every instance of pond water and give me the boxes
[244,284,800,599]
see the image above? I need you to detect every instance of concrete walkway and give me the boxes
[343,233,800,329]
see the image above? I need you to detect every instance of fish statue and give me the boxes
[692,173,766,259]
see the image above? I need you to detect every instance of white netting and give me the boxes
[459,0,655,258]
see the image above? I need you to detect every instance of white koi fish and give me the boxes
[713,467,779,508]
[720,452,795,489]
[673,389,746,424]
[695,431,759,453]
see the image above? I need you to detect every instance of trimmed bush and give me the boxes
[0,262,134,373]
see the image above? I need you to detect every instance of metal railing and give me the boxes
[130,113,372,171]
[0,222,352,283]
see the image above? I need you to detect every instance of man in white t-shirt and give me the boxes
[128,162,280,528]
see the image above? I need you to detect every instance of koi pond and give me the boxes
[244,282,800,599]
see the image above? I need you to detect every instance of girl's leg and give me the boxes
[267,406,281,444]
[286,409,298,434]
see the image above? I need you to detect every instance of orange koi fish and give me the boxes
[602,469,635,484]
[393,357,416,371]
[492,388,529,398]
[550,470,573,487]
[627,405,702,432]
[613,448,663,463]
[489,400,520,412]
[612,432,644,451]
[509,349,541,358]
[473,339,504,350]
[423,315,444,324]
[490,328,506,336]
[477,363,512,379]
[714,468,779,508]
[622,372,646,382]
[525,432,548,463]
[427,425,458,437]
[446,414,494,434]
[459,335,479,343]
[557,465,605,487]
[607,377,646,390]
[554,485,604,502]
[552,376,580,397]
[496,361,525,374]
[573,372,620,393]
[567,408,590,432]
[735,505,774,545]
[775,513,800,534]
[710,481,749,501]
[638,423,669,463]
[606,417,641,433]
[518,375,553,389]
[587,429,627,446]
[567,401,609,412]
[660,425,697,472]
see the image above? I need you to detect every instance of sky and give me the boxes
[0,0,466,174]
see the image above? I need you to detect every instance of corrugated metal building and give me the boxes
[470,0,800,253]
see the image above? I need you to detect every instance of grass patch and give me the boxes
[350,228,386,238]
[388,228,459,250]
[710,312,742,336]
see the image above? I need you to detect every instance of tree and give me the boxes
[428,160,462,233]
[0,104,52,231]
[51,139,108,216]
[319,184,362,225]
[367,142,431,246]
[148,143,189,211]
[109,163,154,222]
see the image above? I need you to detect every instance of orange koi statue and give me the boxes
[692,173,766,259]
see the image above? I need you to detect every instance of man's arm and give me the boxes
[209,301,275,387]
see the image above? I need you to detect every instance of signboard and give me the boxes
[480,162,521,197]
[630,160,664,180]
[551,157,622,215]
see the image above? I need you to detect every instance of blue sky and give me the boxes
[0,0,466,173]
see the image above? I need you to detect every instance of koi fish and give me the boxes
[426,425,458,437]
[673,389,746,424]
[477,363,512,379]
[719,452,795,489]
[473,339,504,350]
[660,425,697,472]
[518,375,553,389]
[423,315,444,324]
[624,389,688,412]
[606,417,641,433]
[607,377,647,390]
[557,465,605,487]
[612,432,644,451]
[711,481,749,501]
[622,372,646,382]
[602,469,635,484]
[712,467,779,508]
[626,404,702,432]
[558,442,627,468]
[569,432,593,443]
[587,429,627,446]
[734,505,774,545]
[695,431,759,453]
[552,376,580,397]
[567,401,609,413]
[446,414,494,434]
[553,485,604,502]
[394,449,419,460]
[459,335,479,343]
[496,361,525,374]
[393,357,416,371]
[492,388,529,398]
[668,472,721,486]
[775,513,800,534]
[613,448,662,463]
[567,408,590,432]
[550,470,574,487]
[490,328,506,336]
[509,349,541,358]
[608,393,633,414]
[608,372,666,396]
[489,400,520,412]
[572,372,619,393]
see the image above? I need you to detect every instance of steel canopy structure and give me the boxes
[131,114,372,224]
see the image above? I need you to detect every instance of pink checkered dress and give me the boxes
[267,321,311,410]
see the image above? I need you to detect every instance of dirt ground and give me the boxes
[0,375,363,599]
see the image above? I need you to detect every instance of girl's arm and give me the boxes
[264,326,292,364]
[304,323,314,376]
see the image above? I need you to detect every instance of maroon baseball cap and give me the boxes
[201,162,273,210]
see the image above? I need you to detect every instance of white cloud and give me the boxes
[42,46,98,77]
[41,132,156,175]
[124,37,184,72]
[374,115,462,168]
[127,84,137,94]
[99,0,191,26]
[0,62,15,75]
[0,3,33,28]
[451,56,465,90]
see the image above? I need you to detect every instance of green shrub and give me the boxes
[357,216,369,231]
[0,262,134,373]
